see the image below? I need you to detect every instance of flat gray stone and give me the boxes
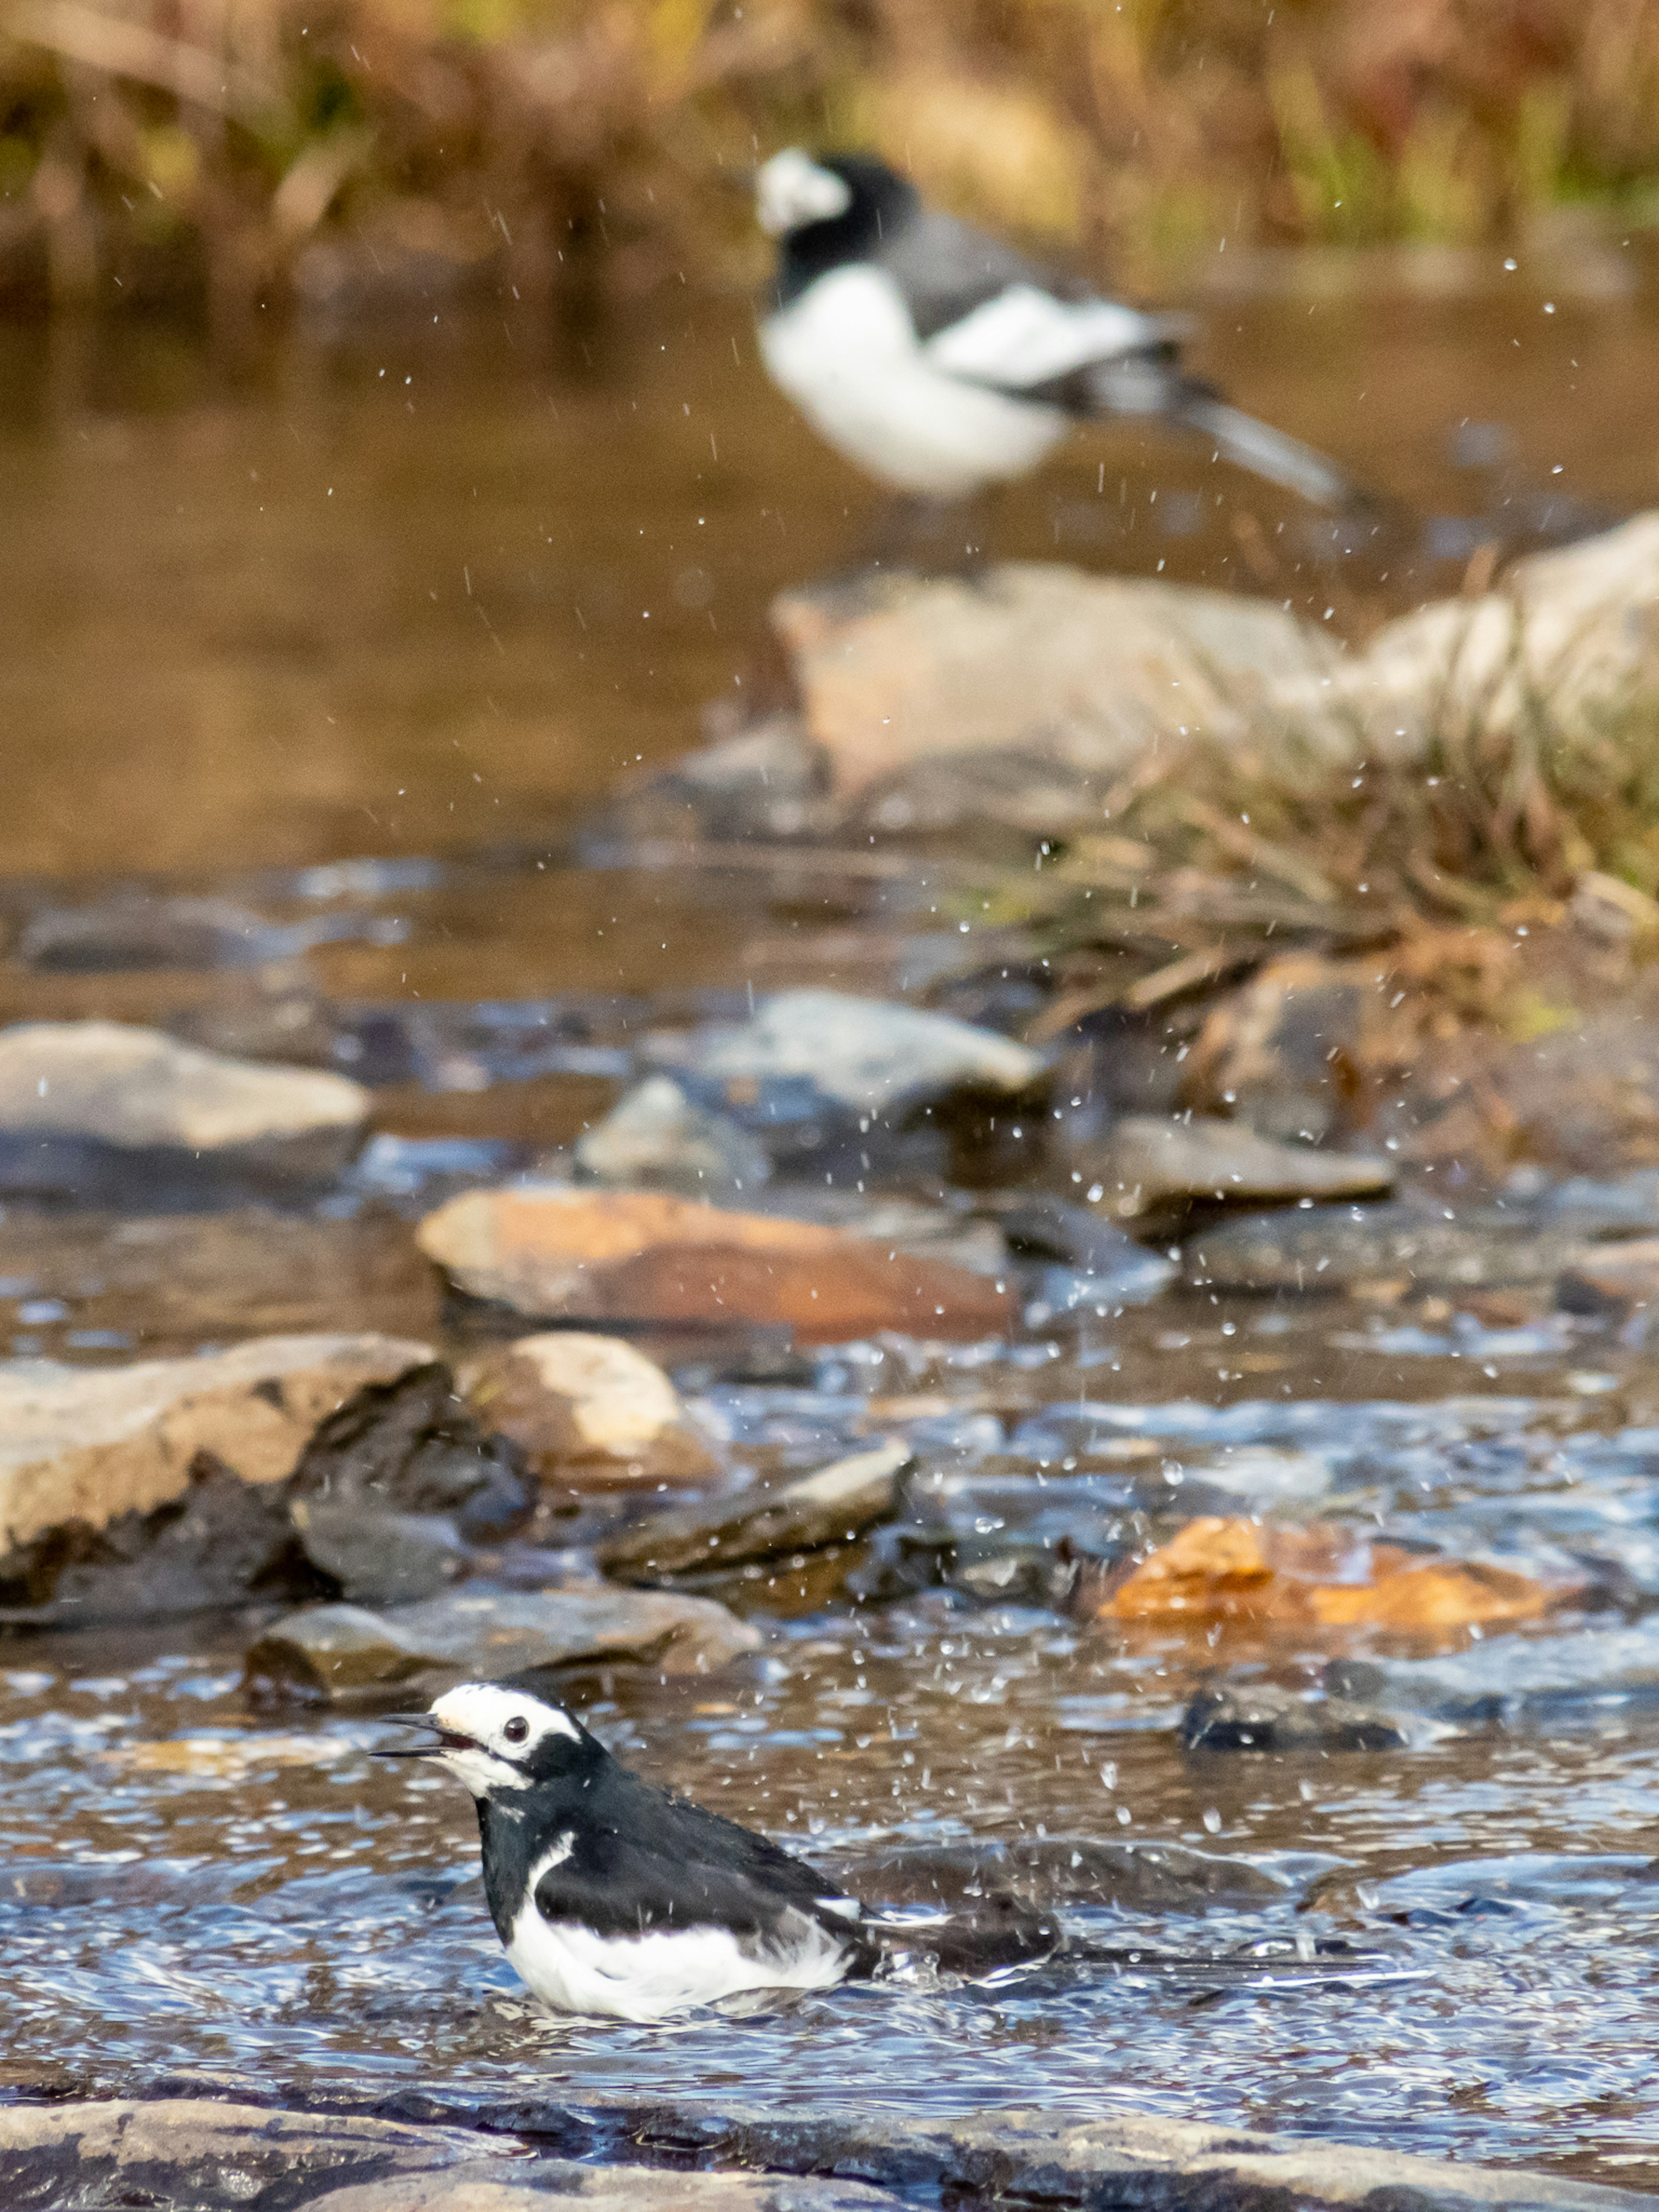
[244,1585,762,1704]
[0,2097,510,2210]
[18,2086,1651,2212]
[314,2158,906,2209]
[0,1020,368,1192]
[1099,1116,1392,1220]
[653,988,1043,1118]
[597,1441,911,1579]
[289,1503,471,1607]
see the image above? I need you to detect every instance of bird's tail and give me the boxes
[1170,389,1360,512]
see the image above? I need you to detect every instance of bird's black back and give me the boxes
[477,1734,874,1965]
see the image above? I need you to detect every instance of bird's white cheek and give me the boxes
[437,1745,518,1797]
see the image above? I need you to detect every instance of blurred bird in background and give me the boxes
[754,148,1367,514]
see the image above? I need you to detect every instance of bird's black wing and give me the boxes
[537,1763,872,1958]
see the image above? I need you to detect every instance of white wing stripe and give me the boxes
[925,284,1157,389]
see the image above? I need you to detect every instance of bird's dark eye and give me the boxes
[503,1716,529,1745]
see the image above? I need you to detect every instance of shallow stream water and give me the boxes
[5,269,1659,2183]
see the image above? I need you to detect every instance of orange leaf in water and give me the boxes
[1096,1516,1570,1635]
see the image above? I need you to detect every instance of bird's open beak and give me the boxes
[371,1713,474,1760]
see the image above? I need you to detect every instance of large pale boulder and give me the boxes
[1316,510,1659,756]
[0,1333,434,1559]
[771,565,1340,798]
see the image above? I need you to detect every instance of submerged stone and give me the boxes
[1181,1678,1411,1753]
[1184,1201,1589,1294]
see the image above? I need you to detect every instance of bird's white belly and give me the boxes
[505,1901,853,2022]
[760,266,1068,498]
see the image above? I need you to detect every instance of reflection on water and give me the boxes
[4,276,1659,2183]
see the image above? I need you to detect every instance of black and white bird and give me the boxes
[376,1677,887,2021]
[754,147,1361,511]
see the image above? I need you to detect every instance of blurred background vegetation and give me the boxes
[3,0,1659,317]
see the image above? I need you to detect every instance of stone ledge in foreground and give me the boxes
[13,2079,1654,2212]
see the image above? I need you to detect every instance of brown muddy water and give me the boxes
[4,274,1659,2178]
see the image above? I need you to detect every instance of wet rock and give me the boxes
[588,712,837,845]
[1184,1201,1589,1294]
[575,1076,772,1196]
[0,1021,368,1195]
[0,2098,513,2211]
[243,1584,761,1703]
[1087,1516,1577,1634]
[463,1332,719,1489]
[1091,1116,1392,1224]
[597,1440,911,1579]
[0,1334,433,1624]
[1179,954,1395,1144]
[605,2093,1658,2212]
[288,1361,531,1544]
[772,564,1340,797]
[289,1503,472,1608]
[314,2161,910,2209]
[1557,1238,1659,1321]
[1181,1677,1410,1752]
[416,1186,1011,1343]
[94,2079,1659,2212]
[651,988,1044,1122]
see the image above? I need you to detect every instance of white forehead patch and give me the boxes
[431,1683,580,1759]
[756,149,852,238]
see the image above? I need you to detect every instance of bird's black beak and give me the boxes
[371,1713,465,1760]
